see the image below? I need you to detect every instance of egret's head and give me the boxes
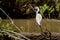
[34,7,39,12]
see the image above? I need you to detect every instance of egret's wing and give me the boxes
[36,14,42,25]
[38,14,42,21]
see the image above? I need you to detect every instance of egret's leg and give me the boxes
[35,24,39,32]
[39,25,43,33]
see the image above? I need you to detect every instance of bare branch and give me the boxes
[0,8,21,32]
[0,30,20,40]
[0,29,30,40]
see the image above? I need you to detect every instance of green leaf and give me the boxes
[20,26,25,32]
[34,0,39,3]
[40,4,49,14]
[0,1,2,4]
[0,33,3,38]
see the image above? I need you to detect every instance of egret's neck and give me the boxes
[36,9,39,15]
[36,11,39,15]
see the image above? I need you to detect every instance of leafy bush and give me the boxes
[20,26,25,32]
[0,17,15,36]
[0,17,16,40]
[0,18,15,31]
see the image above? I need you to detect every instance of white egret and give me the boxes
[29,5,43,32]
[23,4,43,32]
[34,7,42,25]
[34,6,43,32]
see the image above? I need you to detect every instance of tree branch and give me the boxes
[0,29,30,40]
[0,8,21,32]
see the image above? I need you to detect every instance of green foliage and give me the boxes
[0,18,3,38]
[50,8,54,13]
[0,18,15,31]
[40,3,59,14]
[20,26,25,32]
[40,4,49,14]
[0,17,16,39]
[56,3,60,11]
[0,33,3,40]
[0,0,3,4]
[0,23,15,31]
[34,0,39,3]
[0,33,2,36]
[1,24,15,31]
[0,0,2,3]
[0,17,26,32]
[0,0,60,19]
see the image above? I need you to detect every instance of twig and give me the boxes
[3,29,30,40]
[0,29,30,40]
[29,4,36,12]
[6,32,20,40]
[0,30,20,40]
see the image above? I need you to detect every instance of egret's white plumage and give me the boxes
[36,13,42,25]
[34,6,43,32]
[30,5,43,32]
[35,7,42,25]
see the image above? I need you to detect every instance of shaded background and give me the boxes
[0,0,60,19]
